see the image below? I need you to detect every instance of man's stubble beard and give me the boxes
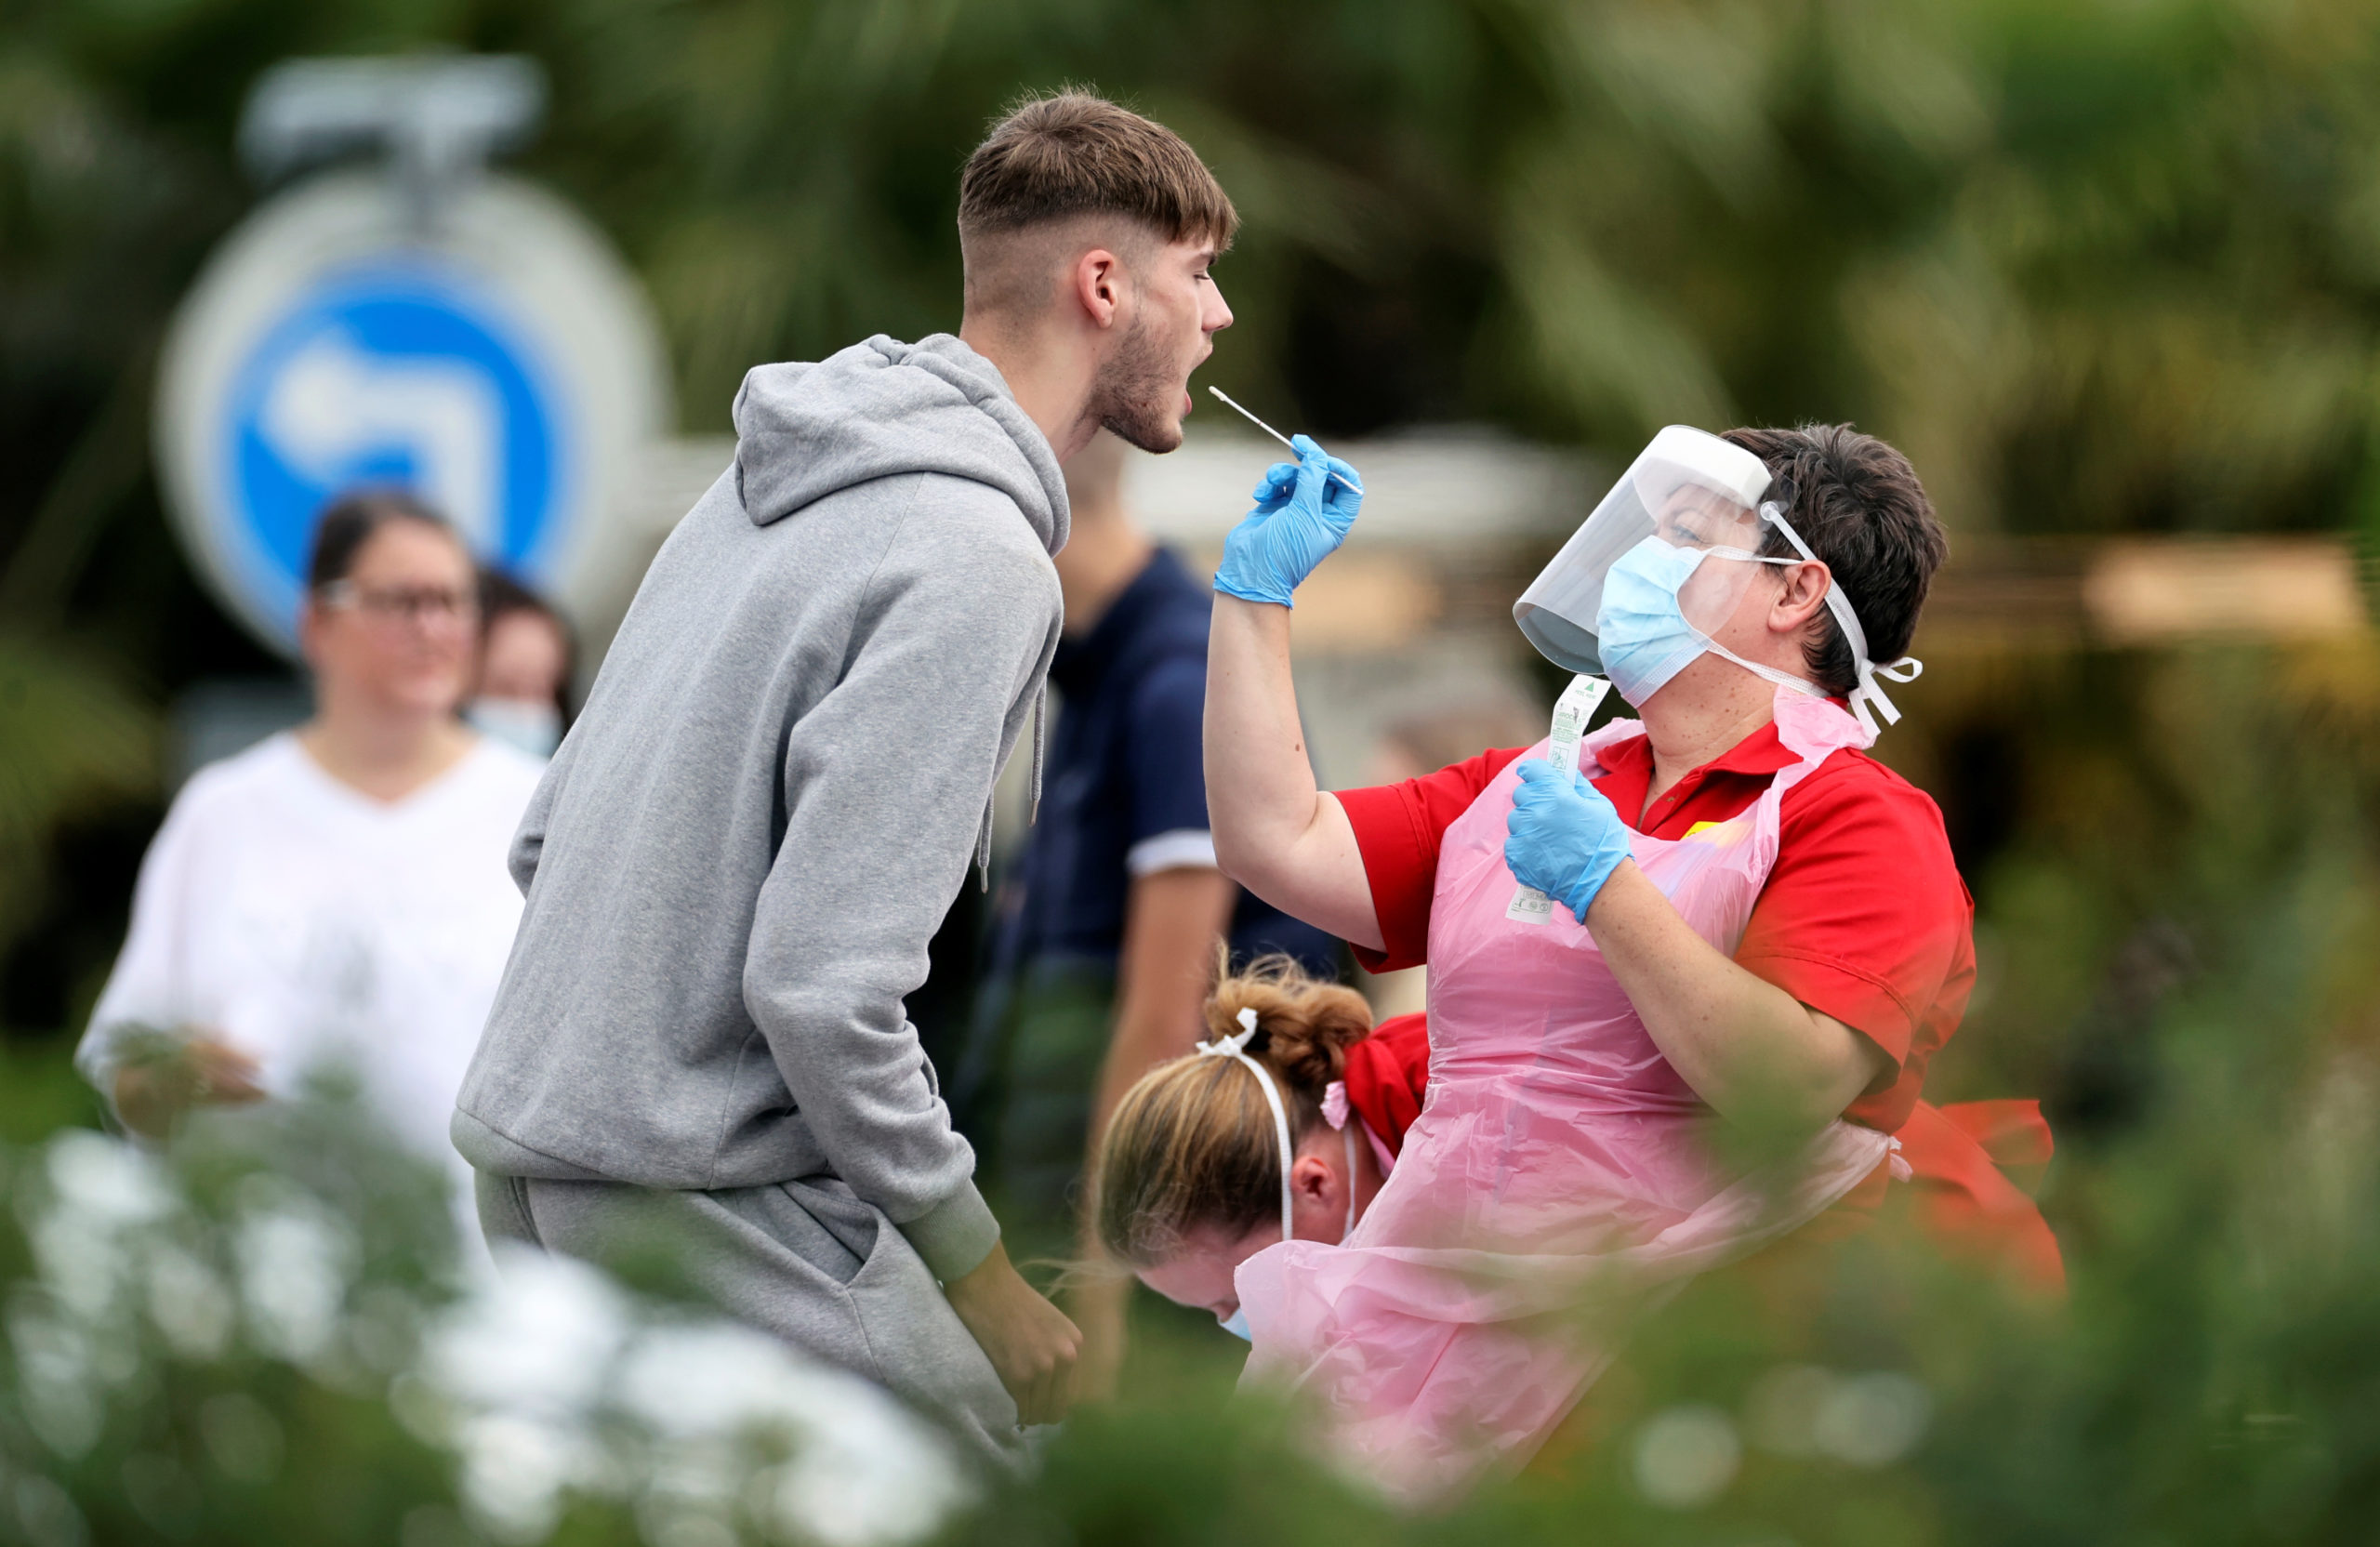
[1090,312,1185,455]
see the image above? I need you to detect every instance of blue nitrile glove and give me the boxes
[1504,759,1633,923]
[1213,433,1364,606]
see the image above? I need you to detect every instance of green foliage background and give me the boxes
[7,1,2380,1540]
[12,0,2380,1012]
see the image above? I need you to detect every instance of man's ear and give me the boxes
[1071,245,1126,331]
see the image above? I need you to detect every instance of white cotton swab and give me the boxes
[1206,386,1366,496]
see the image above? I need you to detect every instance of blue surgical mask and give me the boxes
[1593,538,1714,707]
[1595,536,1834,710]
[1219,1307,1251,1342]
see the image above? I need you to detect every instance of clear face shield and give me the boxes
[1513,425,1920,734]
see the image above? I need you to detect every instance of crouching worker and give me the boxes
[1198,421,2057,1501]
[452,92,1237,1465]
[1097,959,2052,1340]
[1091,960,1428,1323]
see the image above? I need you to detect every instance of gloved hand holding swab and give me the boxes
[1210,406,1367,608]
[1208,386,1366,496]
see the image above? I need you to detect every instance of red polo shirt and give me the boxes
[1334,721,1975,1133]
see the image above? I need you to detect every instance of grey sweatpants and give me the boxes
[476,1170,1025,1470]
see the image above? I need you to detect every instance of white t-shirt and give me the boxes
[79,732,546,1176]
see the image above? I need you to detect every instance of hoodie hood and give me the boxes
[731,333,1069,557]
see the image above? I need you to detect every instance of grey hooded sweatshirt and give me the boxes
[454,334,1064,1283]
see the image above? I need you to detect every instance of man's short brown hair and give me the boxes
[959,90,1236,248]
[1722,424,1949,695]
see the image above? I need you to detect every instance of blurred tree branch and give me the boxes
[0,334,157,632]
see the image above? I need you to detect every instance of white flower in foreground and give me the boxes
[1742,1363,1833,1457]
[615,1323,975,1547]
[233,1182,357,1364]
[1812,1371,1931,1467]
[423,1245,629,1420]
[145,1245,236,1361]
[422,1249,972,1547]
[452,1409,597,1544]
[1633,1404,1742,1510]
[1743,1364,1932,1468]
[46,1130,174,1228]
[32,1131,175,1317]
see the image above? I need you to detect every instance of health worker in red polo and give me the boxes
[1199,422,2056,1502]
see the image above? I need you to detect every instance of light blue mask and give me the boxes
[1593,537,1715,707]
[467,698,562,760]
[1219,1307,1251,1342]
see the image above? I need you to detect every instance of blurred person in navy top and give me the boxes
[960,431,1338,1311]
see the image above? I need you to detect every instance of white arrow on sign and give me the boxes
[257,326,503,550]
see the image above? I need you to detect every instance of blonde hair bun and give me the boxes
[1090,954,1376,1269]
[1202,952,1373,1102]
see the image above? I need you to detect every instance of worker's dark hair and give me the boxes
[1723,425,1949,695]
[959,90,1236,249]
[305,489,458,591]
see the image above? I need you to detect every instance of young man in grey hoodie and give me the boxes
[454,92,1236,1461]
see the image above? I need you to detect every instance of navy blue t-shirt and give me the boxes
[985,548,1339,980]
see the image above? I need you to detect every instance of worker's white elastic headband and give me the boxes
[1758,501,1924,737]
[1197,1008,1296,1244]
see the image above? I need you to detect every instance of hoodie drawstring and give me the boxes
[1030,681,1046,824]
[977,681,1050,894]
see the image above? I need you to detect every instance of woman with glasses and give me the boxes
[77,491,546,1247]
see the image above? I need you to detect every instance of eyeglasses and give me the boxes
[317,580,481,628]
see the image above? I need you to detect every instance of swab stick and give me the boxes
[1206,386,1366,496]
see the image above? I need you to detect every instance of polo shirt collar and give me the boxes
[1594,717,1804,829]
[1597,719,1801,781]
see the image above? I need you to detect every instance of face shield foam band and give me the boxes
[1197,1008,1296,1244]
[1757,501,1924,737]
[1514,427,1923,736]
[1512,426,1777,679]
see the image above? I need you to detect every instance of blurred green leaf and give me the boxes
[0,635,155,961]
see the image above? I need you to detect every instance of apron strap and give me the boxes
[1893,1100,2065,1293]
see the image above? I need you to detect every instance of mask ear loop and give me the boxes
[1196,1008,1297,1244]
[1758,498,1924,736]
[1320,1081,1361,1244]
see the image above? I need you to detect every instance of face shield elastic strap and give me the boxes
[1197,1009,1296,1245]
[1757,501,1924,737]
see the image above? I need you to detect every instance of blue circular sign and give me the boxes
[161,173,668,657]
[212,259,569,636]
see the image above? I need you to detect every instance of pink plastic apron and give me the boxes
[1236,685,1894,1502]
